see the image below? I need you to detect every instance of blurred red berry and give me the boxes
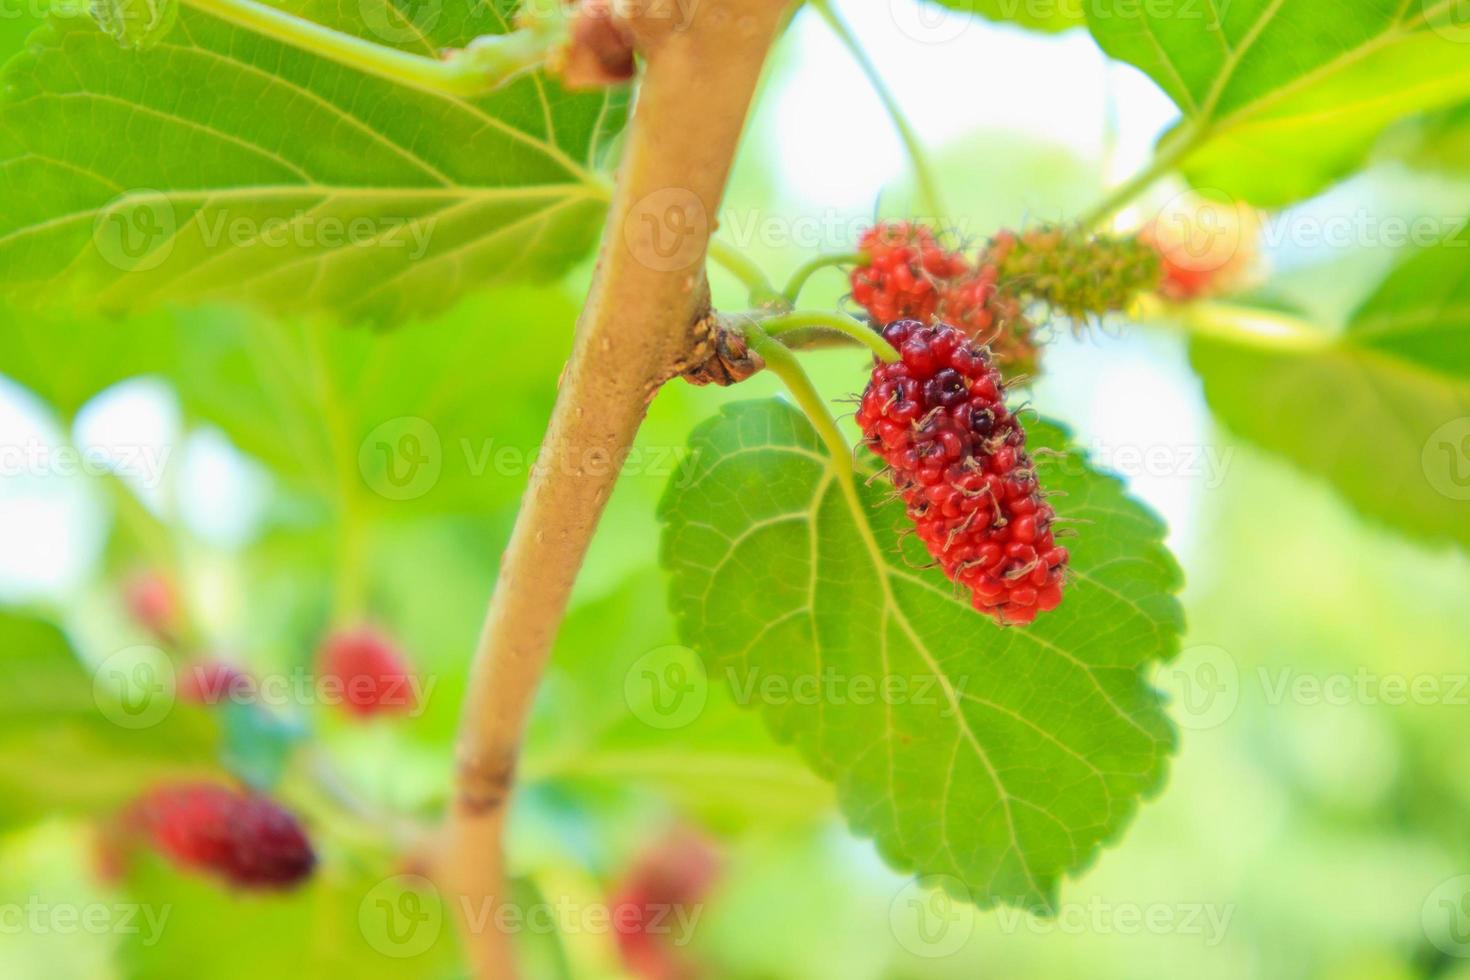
[935,263,1040,377]
[612,830,721,980]
[318,626,419,719]
[92,818,132,885]
[130,782,315,890]
[1154,255,1215,299]
[123,570,179,640]
[178,660,255,705]
[1141,194,1261,301]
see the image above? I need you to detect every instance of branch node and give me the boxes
[456,747,518,816]
[552,0,637,90]
[680,313,765,386]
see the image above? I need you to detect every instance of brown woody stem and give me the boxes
[440,4,794,977]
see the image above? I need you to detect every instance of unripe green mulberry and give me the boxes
[986,224,1161,323]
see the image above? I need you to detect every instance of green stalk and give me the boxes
[741,322,856,479]
[760,309,898,362]
[783,251,861,304]
[181,0,566,97]
[1079,125,1201,229]
[708,238,787,309]
[1140,295,1330,351]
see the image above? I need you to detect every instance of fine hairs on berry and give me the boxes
[855,319,1069,625]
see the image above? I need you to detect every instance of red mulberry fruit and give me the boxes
[1141,196,1260,301]
[319,626,419,719]
[850,222,968,326]
[856,320,1069,625]
[178,660,255,705]
[123,570,180,640]
[611,829,721,980]
[131,782,315,890]
[936,263,1039,377]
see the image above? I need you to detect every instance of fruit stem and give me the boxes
[181,0,568,97]
[708,238,788,309]
[95,467,203,652]
[761,309,898,362]
[783,251,862,304]
[441,5,794,978]
[741,322,856,480]
[1079,124,1200,229]
[299,321,369,620]
[1139,295,1331,351]
[810,0,946,222]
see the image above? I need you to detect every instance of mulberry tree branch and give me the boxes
[440,3,794,978]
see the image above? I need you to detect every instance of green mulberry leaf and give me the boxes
[659,399,1183,908]
[0,2,626,323]
[1088,0,1470,206]
[1191,222,1470,551]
